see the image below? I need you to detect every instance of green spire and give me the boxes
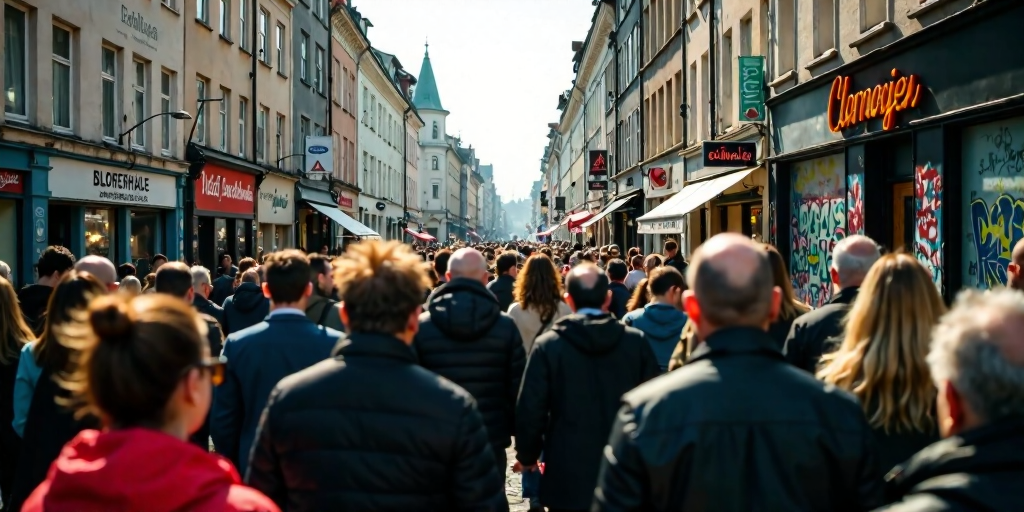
[413,43,444,111]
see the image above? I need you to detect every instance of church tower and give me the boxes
[414,43,453,239]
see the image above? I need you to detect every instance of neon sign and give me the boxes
[827,68,922,133]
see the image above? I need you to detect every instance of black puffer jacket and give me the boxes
[221,282,270,335]
[516,313,659,510]
[17,284,53,336]
[875,418,1024,512]
[246,332,507,512]
[593,327,884,512]
[414,278,526,451]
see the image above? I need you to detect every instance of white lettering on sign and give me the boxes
[0,172,20,189]
[202,172,254,202]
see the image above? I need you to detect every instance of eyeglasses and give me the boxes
[182,355,227,386]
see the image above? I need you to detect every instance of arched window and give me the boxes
[431,156,439,170]
[432,121,439,139]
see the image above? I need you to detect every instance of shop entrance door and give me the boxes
[891,182,914,252]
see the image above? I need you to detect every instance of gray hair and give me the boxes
[928,289,1024,422]
[191,265,212,292]
[831,235,881,285]
[118,275,142,294]
[0,260,9,280]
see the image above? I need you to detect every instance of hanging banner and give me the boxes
[739,56,766,122]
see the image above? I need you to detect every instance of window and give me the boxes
[258,9,268,63]
[275,113,285,162]
[700,52,710,140]
[740,15,753,57]
[314,123,323,136]
[432,156,439,170]
[361,86,368,123]
[300,116,310,147]
[720,30,733,131]
[862,0,886,31]
[195,77,208,144]
[161,71,173,153]
[257,105,267,161]
[197,0,208,23]
[102,47,118,140]
[333,58,341,103]
[133,60,147,146]
[238,97,247,157]
[314,45,324,93]
[52,25,72,131]
[432,121,439,139]
[313,0,322,18]
[370,95,376,128]
[218,87,229,151]
[815,0,836,56]
[775,0,796,76]
[3,5,27,117]
[239,0,249,50]
[432,183,439,199]
[162,0,176,10]
[219,0,228,37]
[300,33,309,82]
[362,151,368,189]
[276,24,285,72]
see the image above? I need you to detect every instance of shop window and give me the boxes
[0,200,16,278]
[131,211,159,265]
[790,154,846,308]
[85,208,113,259]
[215,218,228,259]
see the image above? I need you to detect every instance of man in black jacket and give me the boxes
[516,263,659,512]
[247,241,506,512]
[593,233,883,512]
[18,246,75,334]
[416,248,526,473]
[209,253,238,306]
[785,235,880,373]
[662,238,687,276]
[606,258,630,319]
[487,252,518,312]
[190,265,224,326]
[875,288,1024,512]
[221,269,270,335]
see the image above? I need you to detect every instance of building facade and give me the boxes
[329,2,360,223]
[414,46,460,241]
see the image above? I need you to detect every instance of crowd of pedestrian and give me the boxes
[0,231,1020,512]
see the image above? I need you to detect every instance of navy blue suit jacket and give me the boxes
[211,312,341,474]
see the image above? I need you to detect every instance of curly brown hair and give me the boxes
[333,241,433,334]
[513,254,564,324]
[626,278,651,312]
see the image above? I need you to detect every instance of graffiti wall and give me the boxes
[847,172,864,236]
[791,154,847,307]
[962,116,1024,290]
[915,163,943,292]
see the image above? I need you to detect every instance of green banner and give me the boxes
[738,56,766,122]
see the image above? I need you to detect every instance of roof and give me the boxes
[413,44,444,111]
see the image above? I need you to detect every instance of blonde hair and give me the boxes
[817,253,943,433]
[0,278,34,365]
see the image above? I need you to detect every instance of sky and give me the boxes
[352,0,598,202]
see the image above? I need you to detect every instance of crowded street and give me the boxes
[1,0,1023,511]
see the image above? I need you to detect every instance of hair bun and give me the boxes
[89,297,133,342]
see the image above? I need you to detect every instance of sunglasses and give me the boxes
[182,355,227,386]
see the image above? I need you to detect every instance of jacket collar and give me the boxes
[830,286,859,305]
[688,326,784,363]
[335,332,416,363]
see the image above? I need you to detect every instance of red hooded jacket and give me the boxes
[21,428,280,512]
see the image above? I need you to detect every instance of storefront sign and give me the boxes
[588,180,608,191]
[637,218,683,235]
[196,165,256,217]
[49,158,177,207]
[338,195,353,208]
[828,68,922,133]
[257,174,295,225]
[702,141,757,168]
[305,136,333,178]
[0,170,23,194]
[738,56,766,122]
[588,150,608,176]
[649,167,669,189]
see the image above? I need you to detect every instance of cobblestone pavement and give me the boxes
[505,446,530,511]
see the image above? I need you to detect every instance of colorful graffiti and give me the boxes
[847,172,864,235]
[791,154,846,307]
[969,195,1024,289]
[915,163,943,292]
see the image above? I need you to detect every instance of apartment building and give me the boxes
[330,3,360,222]
[769,0,1022,304]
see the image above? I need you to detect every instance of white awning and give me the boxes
[637,167,758,235]
[306,202,380,238]
[580,192,639,229]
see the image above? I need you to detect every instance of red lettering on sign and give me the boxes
[338,195,353,208]
[706,146,754,163]
[195,165,256,217]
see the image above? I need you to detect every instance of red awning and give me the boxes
[566,211,594,230]
[405,228,436,242]
[468,231,482,240]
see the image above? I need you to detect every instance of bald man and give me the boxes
[515,263,658,511]
[784,235,881,372]
[74,255,118,292]
[414,247,526,481]
[1006,238,1024,290]
[593,233,883,512]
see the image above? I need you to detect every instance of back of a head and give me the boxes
[70,294,206,429]
[333,241,432,334]
[447,248,488,281]
[630,255,643,269]
[607,259,628,282]
[514,254,562,310]
[566,263,610,310]
[154,262,193,299]
[496,253,518,276]
[688,234,774,328]
[117,263,137,281]
[36,271,108,371]
[433,249,452,278]
[663,239,678,254]
[832,235,882,286]
[930,288,1024,428]
[240,268,260,285]
[37,245,76,279]
[190,266,212,291]
[308,253,332,282]
[263,250,310,303]
[648,266,685,296]
[0,277,33,362]
[0,260,9,281]
[75,256,118,287]
[643,254,663,272]
[118,276,142,296]
[235,257,258,280]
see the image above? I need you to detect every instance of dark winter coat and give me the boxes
[17,284,53,336]
[592,327,884,512]
[304,292,344,332]
[0,353,20,506]
[221,283,270,335]
[663,254,688,276]
[189,313,225,451]
[875,418,1024,512]
[209,274,236,308]
[414,278,526,452]
[608,281,631,319]
[785,287,859,373]
[194,293,226,327]
[622,303,688,372]
[486,273,516,313]
[246,332,507,512]
[516,313,659,510]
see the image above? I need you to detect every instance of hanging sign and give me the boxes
[738,56,766,122]
[828,68,922,132]
[304,136,333,178]
[702,141,758,168]
[588,150,608,176]
[588,180,608,191]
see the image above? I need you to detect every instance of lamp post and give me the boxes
[117,110,192,147]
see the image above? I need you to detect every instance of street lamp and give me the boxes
[118,110,192,146]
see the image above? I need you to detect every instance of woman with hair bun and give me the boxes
[21,294,279,512]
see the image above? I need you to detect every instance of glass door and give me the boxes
[891,182,914,252]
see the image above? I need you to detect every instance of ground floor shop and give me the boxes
[193,162,257,270]
[768,0,1024,304]
[299,183,377,252]
[257,173,297,254]
[0,168,29,284]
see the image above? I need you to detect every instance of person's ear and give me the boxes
[304,282,313,298]
[943,380,965,437]
[830,267,841,285]
[445,270,453,282]
[682,290,701,323]
[406,306,422,336]
[339,301,351,332]
[182,367,204,406]
[563,292,577,312]
[261,282,272,299]
[769,286,782,323]
[1010,263,1020,280]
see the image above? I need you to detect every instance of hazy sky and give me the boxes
[353,0,597,202]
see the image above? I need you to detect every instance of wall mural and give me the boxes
[791,154,847,307]
[847,172,865,236]
[915,163,943,293]
[963,117,1024,290]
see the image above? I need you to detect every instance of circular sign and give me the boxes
[649,167,668,188]
[308,145,329,154]
[34,219,45,242]
[35,207,44,218]
[375,201,386,212]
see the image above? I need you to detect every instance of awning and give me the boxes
[468,231,482,240]
[295,184,336,207]
[566,211,593,230]
[405,228,436,242]
[306,202,380,238]
[637,167,758,235]
[580,192,639,229]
